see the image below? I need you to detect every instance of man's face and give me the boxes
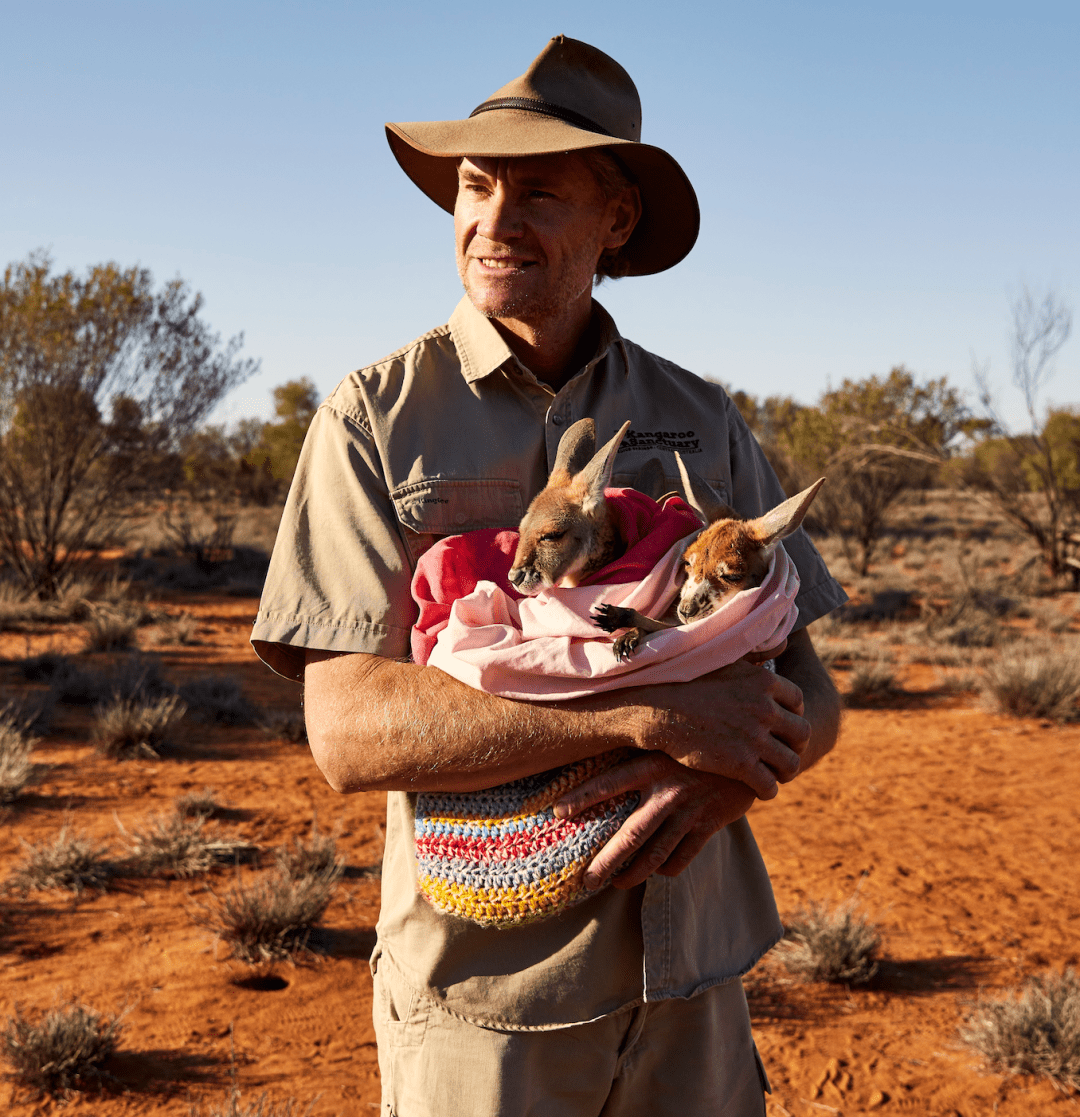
[454,153,628,328]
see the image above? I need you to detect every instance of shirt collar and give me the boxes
[449,296,629,385]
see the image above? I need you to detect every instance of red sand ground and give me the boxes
[2,596,1078,1115]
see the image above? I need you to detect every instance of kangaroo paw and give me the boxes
[591,603,635,633]
[613,629,643,662]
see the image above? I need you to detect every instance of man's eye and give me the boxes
[540,531,566,542]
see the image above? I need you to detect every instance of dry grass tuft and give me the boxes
[196,865,342,964]
[777,897,881,985]
[81,607,140,652]
[959,970,1080,1092]
[7,823,114,896]
[259,708,308,744]
[178,675,257,726]
[845,659,901,707]
[152,612,200,645]
[1,998,122,1098]
[982,651,1080,722]
[192,1087,318,1117]
[274,820,342,881]
[92,694,186,759]
[0,711,38,803]
[117,808,252,878]
[175,786,221,818]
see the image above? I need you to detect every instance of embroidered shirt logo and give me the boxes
[618,429,701,454]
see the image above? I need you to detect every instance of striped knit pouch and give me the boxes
[414,749,639,927]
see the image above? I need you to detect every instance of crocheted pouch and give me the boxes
[414,749,639,928]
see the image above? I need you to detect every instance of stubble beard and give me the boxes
[458,249,597,332]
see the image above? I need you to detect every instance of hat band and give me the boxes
[468,96,615,138]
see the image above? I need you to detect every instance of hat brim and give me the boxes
[386,111,699,276]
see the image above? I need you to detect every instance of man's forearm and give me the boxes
[304,644,812,799]
[774,627,841,773]
[303,648,639,794]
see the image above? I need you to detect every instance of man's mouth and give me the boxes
[478,258,534,270]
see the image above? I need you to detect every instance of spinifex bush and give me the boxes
[845,659,900,707]
[777,897,881,985]
[982,650,1080,721]
[92,694,185,759]
[192,1087,318,1117]
[7,823,113,896]
[117,807,251,878]
[274,821,342,881]
[81,606,140,652]
[152,612,199,645]
[179,674,256,726]
[175,786,221,818]
[0,710,36,803]
[197,866,342,964]
[259,708,307,743]
[959,970,1080,1092]
[1,998,122,1098]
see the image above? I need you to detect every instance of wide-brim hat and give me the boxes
[386,36,699,276]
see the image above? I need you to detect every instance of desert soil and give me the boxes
[2,583,1079,1116]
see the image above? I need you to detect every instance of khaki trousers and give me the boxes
[373,960,769,1117]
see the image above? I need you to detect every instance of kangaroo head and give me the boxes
[675,477,825,622]
[509,419,631,594]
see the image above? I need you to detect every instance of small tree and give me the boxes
[249,378,320,483]
[776,368,978,574]
[966,289,1078,580]
[0,253,258,595]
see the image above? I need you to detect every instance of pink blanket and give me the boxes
[410,489,800,700]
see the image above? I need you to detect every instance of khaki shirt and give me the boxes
[252,296,847,1029]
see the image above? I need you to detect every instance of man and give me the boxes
[253,35,846,1116]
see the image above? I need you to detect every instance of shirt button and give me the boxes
[552,415,563,426]
[455,512,467,525]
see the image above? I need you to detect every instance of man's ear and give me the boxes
[603,185,642,251]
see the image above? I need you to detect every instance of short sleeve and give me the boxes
[251,400,416,681]
[725,398,848,629]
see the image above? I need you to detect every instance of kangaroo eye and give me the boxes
[719,572,743,584]
[540,531,566,543]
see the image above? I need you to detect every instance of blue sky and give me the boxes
[3,1,1077,432]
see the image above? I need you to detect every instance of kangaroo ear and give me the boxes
[631,456,667,501]
[674,453,738,525]
[752,477,826,557]
[577,420,631,515]
[551,418,597,478]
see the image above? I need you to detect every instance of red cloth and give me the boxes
[411,489,701,665]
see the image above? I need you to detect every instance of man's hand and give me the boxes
[633,657,810,800]
[554,751,756,888]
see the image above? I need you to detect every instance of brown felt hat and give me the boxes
[385,35,700,276]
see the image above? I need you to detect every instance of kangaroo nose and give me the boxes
[508,567,526,587]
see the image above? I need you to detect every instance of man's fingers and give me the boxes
[554,753,666,819]
[582,798,671,888]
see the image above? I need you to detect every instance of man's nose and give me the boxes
[477,188,523,241]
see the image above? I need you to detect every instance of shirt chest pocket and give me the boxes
[391,478,525,567]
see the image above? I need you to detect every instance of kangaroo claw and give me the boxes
[592,603,633,633]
